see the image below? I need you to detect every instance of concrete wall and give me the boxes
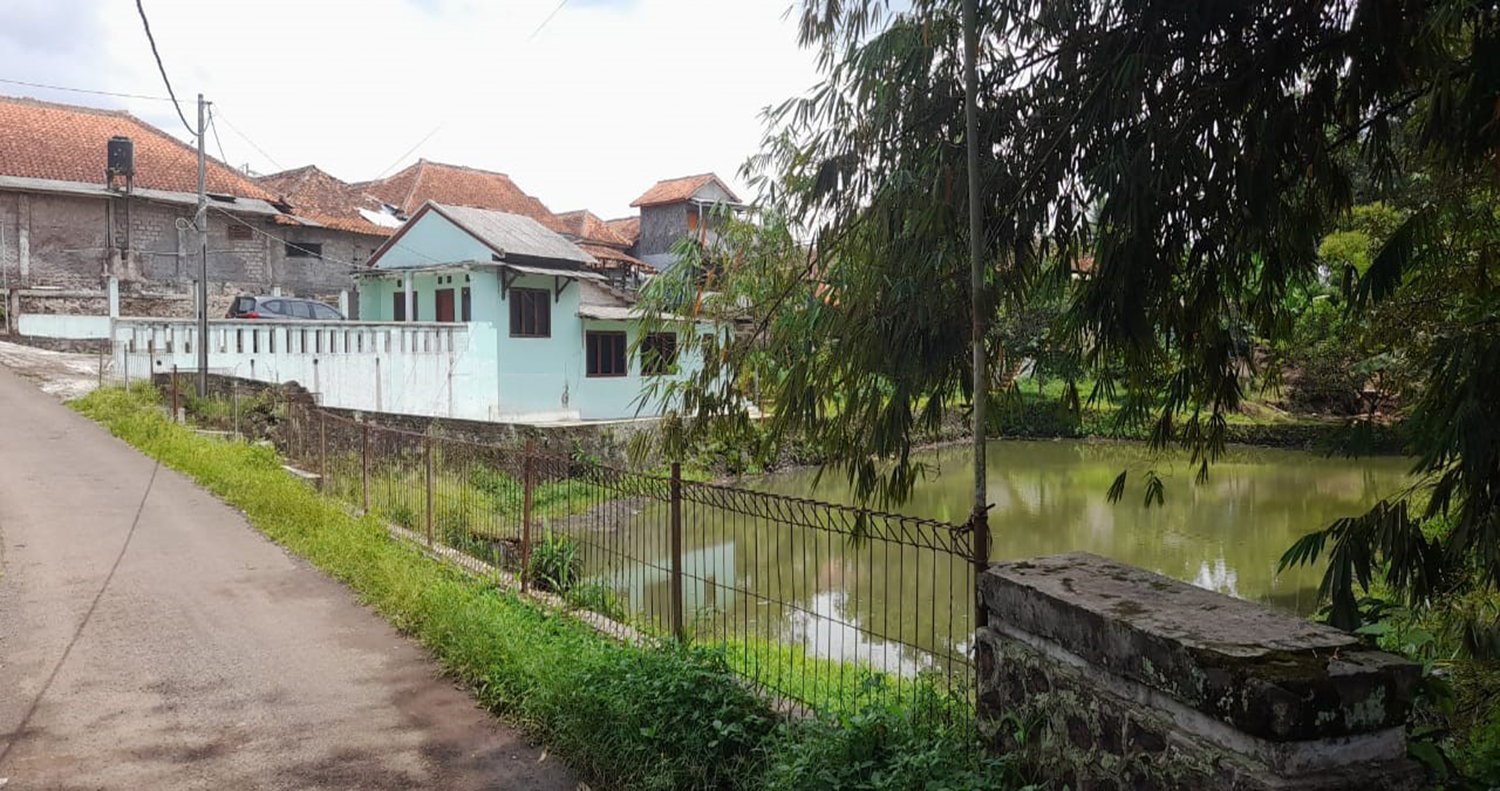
[976,553,1422,790]
[0,188,379,320]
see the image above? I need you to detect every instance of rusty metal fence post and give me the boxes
[520,438,536,593]
[317,410,327,492]
[424,435,435,547]
[669,461,685,641]
[360,422,370,513]
[171,365,179,423]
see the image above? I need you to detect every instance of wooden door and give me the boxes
[435,288,455,323]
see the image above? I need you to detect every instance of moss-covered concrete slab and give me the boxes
[980,552,1418,742]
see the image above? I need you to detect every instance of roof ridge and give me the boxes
[412,158,514,180]
[0,93,132,118]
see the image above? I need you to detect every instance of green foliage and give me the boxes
[73,386,1031,790]
[527,531,581,593]
[761,703,1029,791]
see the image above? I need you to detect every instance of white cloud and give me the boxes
[3,0,823,218]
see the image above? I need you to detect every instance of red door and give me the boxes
[435,288,455,323]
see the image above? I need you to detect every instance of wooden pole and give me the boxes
[521,438,535,593]
[669,461,684,641]
[318,410,327,492]
[171,364,179,423]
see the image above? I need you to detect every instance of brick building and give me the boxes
[0,95,386,326]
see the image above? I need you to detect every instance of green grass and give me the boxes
[73,386,1031,790]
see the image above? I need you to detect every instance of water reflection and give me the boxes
[584,440,1409,668]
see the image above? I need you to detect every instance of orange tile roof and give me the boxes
[577,243,655,273]
[629,173,740,208]
[605,216,640,245]
[258,165,392,237]
[556,209,632,247]
[0,94,275,201]
[357,159,564,233]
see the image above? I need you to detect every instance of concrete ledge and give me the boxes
[981,552,1417,741]
[978,552,1422,790]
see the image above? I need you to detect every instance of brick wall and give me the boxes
[2,187,380,319]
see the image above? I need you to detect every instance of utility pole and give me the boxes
[195,93,209,397]
[962,0,992,620]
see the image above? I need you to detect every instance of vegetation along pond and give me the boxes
[587,439,1410,677]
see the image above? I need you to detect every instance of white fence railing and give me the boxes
[113,319,483,419]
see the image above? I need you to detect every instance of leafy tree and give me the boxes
[640,0,1500,636]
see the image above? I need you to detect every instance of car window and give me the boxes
[263,299,287,316]
[233,297,256,313]
[311,303,341,321]
[288,300,315,319]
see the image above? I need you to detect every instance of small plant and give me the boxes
[565,582,627,622]
[528,531,581,593]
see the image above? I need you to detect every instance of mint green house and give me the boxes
[357,201,704,422]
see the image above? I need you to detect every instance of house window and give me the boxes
[509,288,551,337]
[641,332,678,376]
[286,241,322,258]
[227,224,252,241]
[586,331,628,377]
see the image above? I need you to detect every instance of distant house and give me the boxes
[353,159,564,232]
[629,173,743,271]
[555,208,655,288]
[0,95,381,326]
[357,201,707,421]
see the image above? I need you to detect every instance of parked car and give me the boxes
[226,296,344,321]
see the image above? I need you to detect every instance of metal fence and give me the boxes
[276,400,979,720]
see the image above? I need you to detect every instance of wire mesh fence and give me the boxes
[281,402,978,721]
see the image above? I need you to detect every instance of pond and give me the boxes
[754,439,1412,614]
[583,439,1409,682]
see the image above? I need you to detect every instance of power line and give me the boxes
[529,0,569,39]
[213,107,285,172]
[0,77,174,102]
[375,124,442,179]
[207,106,231,170]
[209,205,441,266]
[134,0,195,136]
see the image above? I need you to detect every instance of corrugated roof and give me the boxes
[357,159,565,232]
[0,95,276,200]
[629,173,740,208]
[429,202,595,266]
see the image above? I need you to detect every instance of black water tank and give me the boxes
[107,136,134,177]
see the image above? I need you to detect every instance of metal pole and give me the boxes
[521,438,535,593]
[195,94,209,398]
[669,461,685,641]
[171,364,179,422]
[232,379,240,438]
[318,411,327,492]
[361,422,370,513]
[962,0,993,630]
[424,435,435,548]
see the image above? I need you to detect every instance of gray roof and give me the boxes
[429,202,595,267]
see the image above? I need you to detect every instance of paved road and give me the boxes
[0,366,577,790]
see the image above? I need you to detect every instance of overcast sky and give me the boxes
[0,0,824,218]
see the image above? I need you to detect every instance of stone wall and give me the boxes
[977,553,1422,790]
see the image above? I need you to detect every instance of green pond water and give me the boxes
[589,439,1410,675]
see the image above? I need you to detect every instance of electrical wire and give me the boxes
[529,0,569,39]
[207,106,232,171]
[374,124,442,179]
[212,107,285,172]
[0,77,174,102]
[209,205,442,267]
[134,0,195,137]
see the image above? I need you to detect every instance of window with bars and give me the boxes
[641,332,678,376]
[509,288,550,337]
[586,331,627,377]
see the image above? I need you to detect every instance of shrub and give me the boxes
[528,531,581,593]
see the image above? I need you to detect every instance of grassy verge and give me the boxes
[74,386,1029,790]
